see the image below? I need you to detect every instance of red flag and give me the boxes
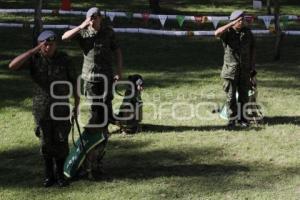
[245,15,255,24]
[61,0,71,11]
[142,12,150,24]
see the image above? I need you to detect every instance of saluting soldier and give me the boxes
[62,7,123,177]
[9,30,80,187]
[215,10,256,128]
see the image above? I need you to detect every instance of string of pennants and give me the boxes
[1,23,300,36]
[0,9,300,29]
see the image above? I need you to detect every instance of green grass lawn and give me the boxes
[0,27,299,199]
[0,1,300,199]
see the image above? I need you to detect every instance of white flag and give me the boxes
[158,15,168,27]
[108,12,116,22]
[212,19,220,29]
[262,16,273,29]
[208,17,220,29]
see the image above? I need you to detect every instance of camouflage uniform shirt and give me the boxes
[220,27,255,80]
[77,25,120,82]
[29,51,77,123]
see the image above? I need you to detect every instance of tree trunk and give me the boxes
[33,0,43,46]
[273,0,284,61]
[267,0,272,15]
[44,0,48,8]
[149,0,160,14]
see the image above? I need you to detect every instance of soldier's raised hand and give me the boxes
[32,41,46,53]
[79,17,92,29]
[8,41,46,70]
[231,17,243,26]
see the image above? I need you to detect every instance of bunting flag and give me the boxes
[60,0,71,11]
[176,15,185,27]
[142,12,150,24]
[208,17,220,29]
[2,23,300,36]
[126,12,133,19]
[245,15,255,24]
[108,12,116,22]
[158,15,168,27]
[212,20,219,29]
[280,16,289,29]
[261,16,273,29]
[1,9,300,25]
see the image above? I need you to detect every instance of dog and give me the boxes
[247,76,263,124]
[114,74,144,134]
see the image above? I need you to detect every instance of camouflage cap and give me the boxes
[230,10,244,21]
[86,7,101,18]
[37,30,57,42]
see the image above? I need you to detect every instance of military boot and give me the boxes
[43,156,55,187]
[238,118,250,127]
[55,158,69,187]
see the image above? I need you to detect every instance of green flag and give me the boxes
[280,16,289,29]
[176,15,185,27]
[126,12,133,19]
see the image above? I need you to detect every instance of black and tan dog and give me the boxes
[114,74,144,134]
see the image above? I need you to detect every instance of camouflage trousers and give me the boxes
[223,77,250,121]
[37,119,71,159]
[83,79,114,132]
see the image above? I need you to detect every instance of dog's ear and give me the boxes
[128,75,132,81]
[138,75,143,81]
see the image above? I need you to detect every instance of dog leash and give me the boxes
[71,115,88,155]
[115,85,125,97]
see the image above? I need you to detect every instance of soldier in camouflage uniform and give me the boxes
[62,7,123,177]
[9,30,80,187]
[215,10,256,128]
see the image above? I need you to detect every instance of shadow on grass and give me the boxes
[104,140,249,181]
[0,146,41,188]
[264,116,300,126]
[1,138,299,194]
[0,140,249,188]
[139,123,263,132]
